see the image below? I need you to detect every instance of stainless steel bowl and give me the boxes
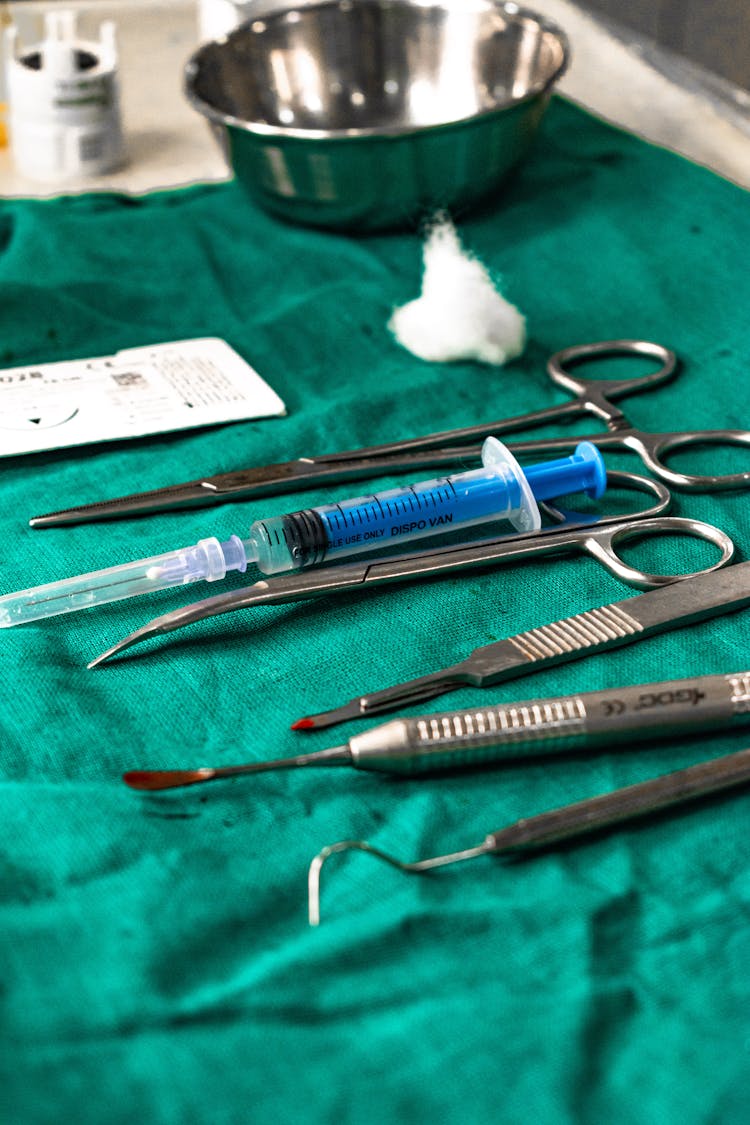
[185,0,569,231]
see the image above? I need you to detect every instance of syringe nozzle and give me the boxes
[0,536,254,627]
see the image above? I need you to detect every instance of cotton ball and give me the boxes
[389,216,526,366]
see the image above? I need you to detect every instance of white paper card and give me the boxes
[0,338,286,457]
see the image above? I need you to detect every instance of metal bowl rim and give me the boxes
[184,0,570,141]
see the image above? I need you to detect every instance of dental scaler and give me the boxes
[0,439,605,626]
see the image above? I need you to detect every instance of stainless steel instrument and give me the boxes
[86,473,734,666]
[29,340,750,528]
[123,669,750,791]
[295,556,750,730]
[308,743,750,923]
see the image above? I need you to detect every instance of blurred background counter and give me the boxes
[0,0,749,198]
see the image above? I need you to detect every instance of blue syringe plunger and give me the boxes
[520,440,607,502]
[479,437,606,534]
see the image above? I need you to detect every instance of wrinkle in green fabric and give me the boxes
[2,100,750,1123]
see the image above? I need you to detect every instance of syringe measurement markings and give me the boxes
[260,522,280,547]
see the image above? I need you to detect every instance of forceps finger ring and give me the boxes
[583,517,735,589]
[547,339,678,399]
[626,430,750,492]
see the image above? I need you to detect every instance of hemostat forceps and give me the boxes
[308,745,750,924]
[88,473,734,666]
[29,339,750,528]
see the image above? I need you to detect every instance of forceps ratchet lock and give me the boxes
[29,339,750,527]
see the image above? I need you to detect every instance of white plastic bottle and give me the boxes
[4,10,124,182]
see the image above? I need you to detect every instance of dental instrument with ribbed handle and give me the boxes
[123,670,750,791]
[308,743,750,924]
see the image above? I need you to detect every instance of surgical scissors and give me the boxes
[29,340,750,528]
[87,472,735,666]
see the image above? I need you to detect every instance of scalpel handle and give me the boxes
[347,672,750,775]
[297,561,750,729]
[490,744,750,853]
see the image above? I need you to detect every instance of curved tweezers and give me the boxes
[87,474,734,667]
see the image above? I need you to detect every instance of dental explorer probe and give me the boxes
[123,670,750,792]
[308,744,750,924]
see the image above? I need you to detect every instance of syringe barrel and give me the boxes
[249,463,523,574]
[248,440,607,575]
[250,510,330,573]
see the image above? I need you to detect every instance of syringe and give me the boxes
[0,438,605,626]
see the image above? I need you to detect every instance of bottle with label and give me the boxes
[4,10,124,182]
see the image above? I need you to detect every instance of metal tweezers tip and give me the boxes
[87,647,118,669]
[87,628,153,668]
